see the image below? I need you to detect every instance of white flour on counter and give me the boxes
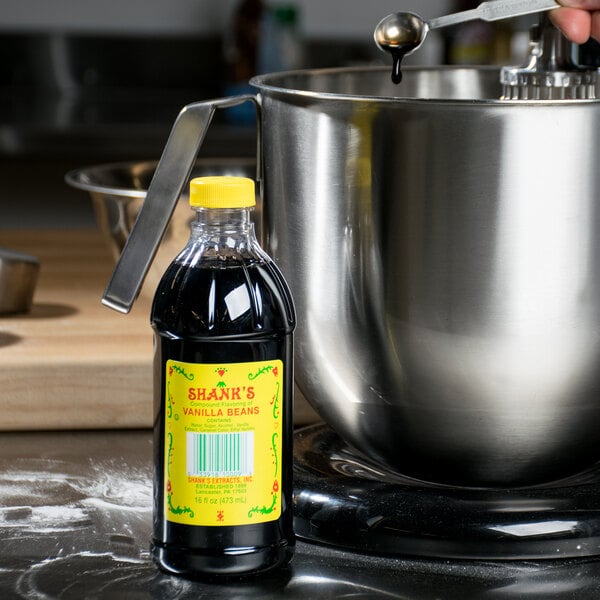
[0,459,152,510]
[70,460,152,511]
[0,468,80,503]
[15,552,194,600]
[0,505,91,533]
[0,456,152,543]
[0,434,161,599]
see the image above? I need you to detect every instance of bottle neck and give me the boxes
[188,206,261,259]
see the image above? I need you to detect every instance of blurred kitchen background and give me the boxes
[0,0,597,229]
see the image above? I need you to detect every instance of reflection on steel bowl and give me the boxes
[65,158,256,297]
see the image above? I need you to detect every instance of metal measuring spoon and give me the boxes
[374,0,559,83]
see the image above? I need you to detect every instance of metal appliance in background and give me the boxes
[101,9,600,559]
[0,248,39,314]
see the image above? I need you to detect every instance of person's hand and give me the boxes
[550,1,600,44]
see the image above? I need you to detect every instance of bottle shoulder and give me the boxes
[151,256,295,339]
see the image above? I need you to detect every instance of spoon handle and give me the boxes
[429,0,558,30]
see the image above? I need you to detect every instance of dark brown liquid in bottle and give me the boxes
[150,257,295,579]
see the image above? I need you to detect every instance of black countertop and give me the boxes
[1,430,600,599]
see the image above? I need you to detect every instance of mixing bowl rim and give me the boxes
[250,64,600,106]
[64,157,257,200]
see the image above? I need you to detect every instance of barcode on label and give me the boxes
[186,431,254,477]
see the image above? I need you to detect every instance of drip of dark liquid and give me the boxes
[388,43,416,85]
[391,49,405,84]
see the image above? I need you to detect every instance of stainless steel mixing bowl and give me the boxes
[65,158,256,296]
[252,66,600,487]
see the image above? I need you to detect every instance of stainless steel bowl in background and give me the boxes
[65,158,256,297]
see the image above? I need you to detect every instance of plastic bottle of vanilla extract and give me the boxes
[150,176,296,579]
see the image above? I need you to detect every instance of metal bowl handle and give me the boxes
[101,95,259,314]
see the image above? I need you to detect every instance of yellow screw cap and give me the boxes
[189,176,256,208]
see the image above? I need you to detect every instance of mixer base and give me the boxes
[293,424,600,559]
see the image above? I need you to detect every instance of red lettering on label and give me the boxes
[187,387,247,401]
[227,406,260,417]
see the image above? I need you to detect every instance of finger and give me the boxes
[550,7,592,43]
[558,0,600,8]
[591,11,600,41]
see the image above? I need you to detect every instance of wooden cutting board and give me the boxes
[0,229,153,430]
[0,229,318,430]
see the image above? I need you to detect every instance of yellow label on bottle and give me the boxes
[164,359,283,527]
